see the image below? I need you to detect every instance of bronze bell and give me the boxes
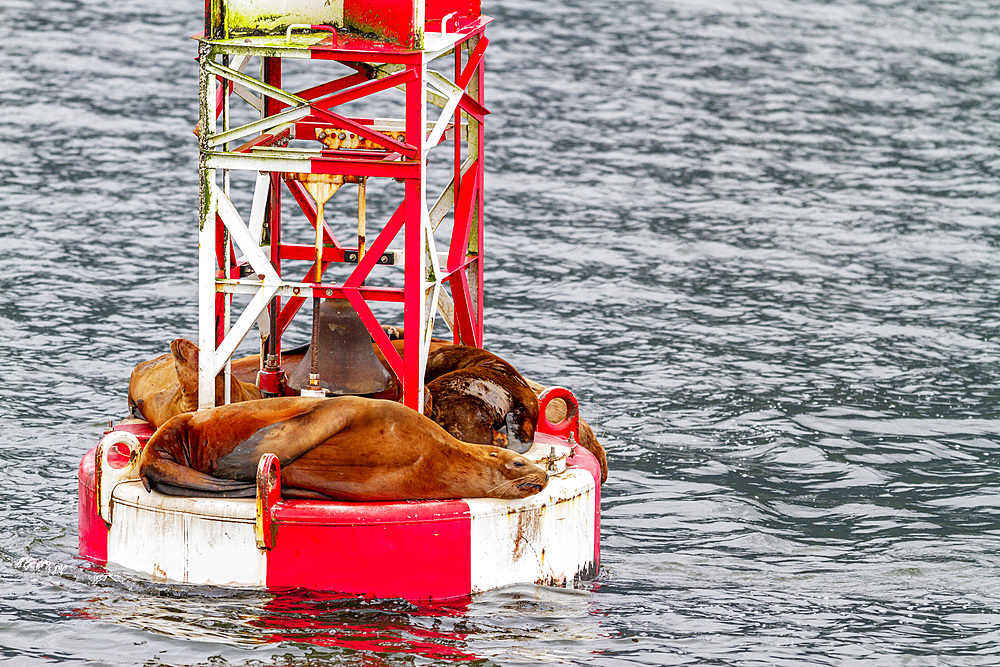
[287,298,392,396]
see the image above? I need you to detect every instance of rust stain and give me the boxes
[151,563,169,582]
[315,127,405,152]
[536,572,567,588]
[511,506,541,561]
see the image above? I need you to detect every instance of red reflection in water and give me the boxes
[254,588,479,662]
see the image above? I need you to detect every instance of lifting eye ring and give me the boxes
[537,387,580,443]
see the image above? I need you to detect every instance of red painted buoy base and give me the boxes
[78,412,600,600]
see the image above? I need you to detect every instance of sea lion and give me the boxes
[369,330,607,482]
[137,396,549,501]
[127,338,263,429]
[421,345,539,454]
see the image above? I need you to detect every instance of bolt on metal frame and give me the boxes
[196,8,490,412]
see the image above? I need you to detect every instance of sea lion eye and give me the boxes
[513,460,525,468]
[489,452,498,457]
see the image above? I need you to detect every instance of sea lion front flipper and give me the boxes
[500,410,533,454]
[212,398,358,481]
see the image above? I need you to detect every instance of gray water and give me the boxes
[2,0,1000,664]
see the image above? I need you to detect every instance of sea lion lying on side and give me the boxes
[236,337,538,454]
[127,338,263,428]
[138,396,549,501]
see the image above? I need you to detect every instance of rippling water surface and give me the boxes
[2,0,1000,664]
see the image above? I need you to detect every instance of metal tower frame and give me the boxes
[196,1,490,412]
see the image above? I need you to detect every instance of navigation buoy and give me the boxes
[78,0,601,599]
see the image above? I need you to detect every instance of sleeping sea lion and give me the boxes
[127,338,263,428]
[137,396,549,501]
[421,345,539,454]
[368,329,607,481]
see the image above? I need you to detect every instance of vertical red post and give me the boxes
[402,60,426,411]
[474,46,485,344]
[453,45,464,342]
[264,57,283,364]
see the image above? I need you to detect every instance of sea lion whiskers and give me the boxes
[484,475,545,498]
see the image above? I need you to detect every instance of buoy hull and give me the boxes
[77,425,600,600]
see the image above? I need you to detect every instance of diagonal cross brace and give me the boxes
[211,182,281,375]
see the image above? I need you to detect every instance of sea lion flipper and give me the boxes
[212,398,357,481]
[140,459,255,496]
[171,338,200,403]
[501,410,533,454]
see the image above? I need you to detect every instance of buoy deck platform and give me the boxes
[78,418,600,600]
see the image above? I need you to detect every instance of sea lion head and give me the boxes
[481,447,548,499]
[496,401,538,454]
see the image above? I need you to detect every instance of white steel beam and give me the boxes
[424,70,464,150]
[213,183,277,281]
[212,283,279,376]
[198,168,218,410]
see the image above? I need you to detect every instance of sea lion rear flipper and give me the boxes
[212,398,357,481]
[171,338,200,404]
[140,459,255,497]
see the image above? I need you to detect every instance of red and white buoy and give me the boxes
[79,391,600,599]
[78,0,601,599]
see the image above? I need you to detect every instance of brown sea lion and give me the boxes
[371,335,605,470]
[373,335,605,477]
[421,345,539,454]
[127,338,263,429]
[137,396,549,501]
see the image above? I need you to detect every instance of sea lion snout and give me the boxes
[516,479,547,494]
[494,451,548,498]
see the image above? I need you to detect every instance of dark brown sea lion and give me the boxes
[128,338,263,429]
[374,336,601,466]
[421,345,539,454]
[137,396,549,501]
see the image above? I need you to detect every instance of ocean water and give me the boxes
[2,0,1000,664]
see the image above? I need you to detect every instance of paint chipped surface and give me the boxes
[467,467,597,594]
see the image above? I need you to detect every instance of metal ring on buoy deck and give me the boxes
[95,431,141,525]
[537,386,580,443]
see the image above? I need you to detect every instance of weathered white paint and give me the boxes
[108,483,267,587]
[466,465,596,594]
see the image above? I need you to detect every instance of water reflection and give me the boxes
[253,590,478,662]
[73,583,611,664]
[76,588,476,660]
